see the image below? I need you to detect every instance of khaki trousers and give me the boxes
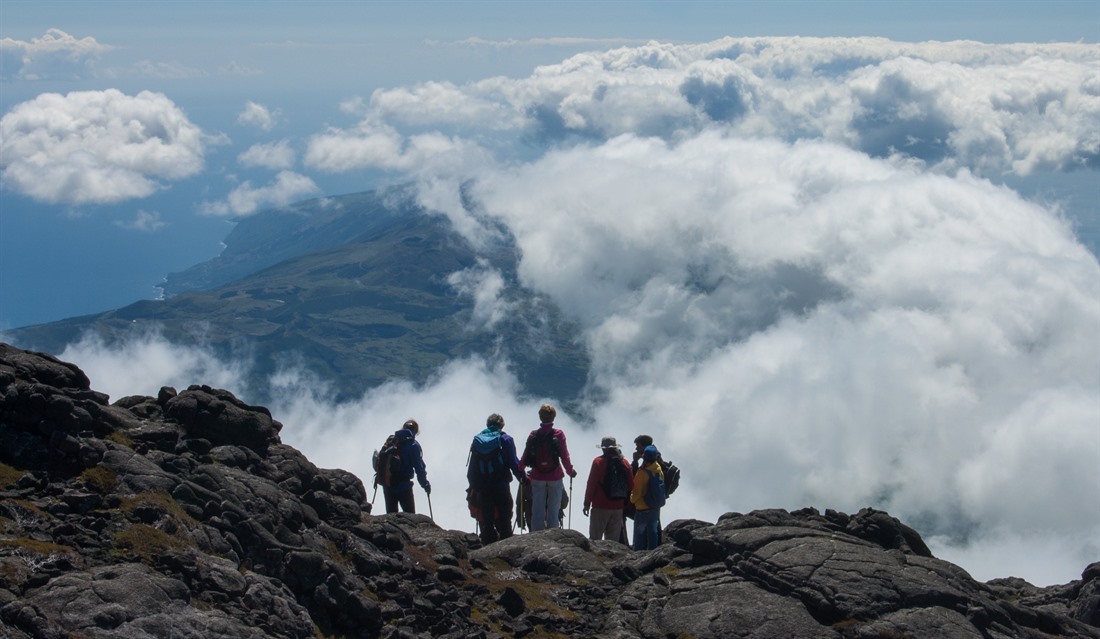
[589,507,624,541]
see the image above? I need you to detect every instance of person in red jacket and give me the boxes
[583,436,634,542]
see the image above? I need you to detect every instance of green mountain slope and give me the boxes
[6,190,590,405]
[160,190,403,296]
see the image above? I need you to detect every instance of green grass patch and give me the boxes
[105,430,135,448]
[0,463,23,489]
[0,538,75,556]
[118,490,195,524]
[112,523,193,563]
[78,465,118,494]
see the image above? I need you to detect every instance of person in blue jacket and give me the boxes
[383,419,431,514]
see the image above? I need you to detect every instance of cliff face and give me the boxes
[1,342,1097,639]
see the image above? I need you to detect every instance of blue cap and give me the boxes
[643,444,659,461]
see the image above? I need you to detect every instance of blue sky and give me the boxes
[1,1,1099,587]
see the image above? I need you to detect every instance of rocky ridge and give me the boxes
[0,342,1097,638]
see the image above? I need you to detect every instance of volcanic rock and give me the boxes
[0,342,1096,638]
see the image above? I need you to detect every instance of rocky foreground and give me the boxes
[0,342,1097,638]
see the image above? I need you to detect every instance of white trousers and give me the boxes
[530,478,564,531]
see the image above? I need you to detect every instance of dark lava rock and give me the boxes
[1,342,1097,638]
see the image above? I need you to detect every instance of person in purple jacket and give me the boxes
[467,413,527,544]
[519,403,577,531]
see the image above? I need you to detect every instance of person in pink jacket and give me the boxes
[520,403,577,531]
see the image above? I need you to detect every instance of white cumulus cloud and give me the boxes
[238,139,296,170]
[447,260,513,329]
[0,28,111,81]
[59,330,250,401]
[305,122,490,175]
[114,210,166,232]
[237,100,280,131]
[0,89,207,204]
[342,37,1098,178]
[201,170,320,217]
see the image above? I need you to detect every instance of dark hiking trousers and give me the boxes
[476,482,515,544]
[384,487,416,514]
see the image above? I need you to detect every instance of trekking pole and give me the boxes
[512,482,520,533]
[427,492,435,522]
[568,476,573,530]
[516,481,525,533]
[371,483,378,506]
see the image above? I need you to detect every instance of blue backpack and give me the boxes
[644,467,666,509]
[469,429,512,485]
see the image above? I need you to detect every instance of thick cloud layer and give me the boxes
[318,37,1098,177]
[0,89,207,204]
[419,132,1099,557]
[54,134,1100,585]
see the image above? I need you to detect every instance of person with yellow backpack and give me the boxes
[629,444,665,551]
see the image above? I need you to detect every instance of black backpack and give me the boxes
[660,460,680,496]
[469,429,512,485]
[602,457,629,501]
[372,435,402,488]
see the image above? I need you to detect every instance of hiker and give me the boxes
[621,434,680,545]
[630,444,665,551]
[467,413,527,544]
[375,419,431,514]
[582,436,634,542]
[515,483,569,532]
[520,403,577,531]
[630,435,680,486]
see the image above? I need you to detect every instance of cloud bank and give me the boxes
[59,331,251,401]
[55,134,1099,585]
[421,132,1099,567]
[317,37,1097,179]
[0,89,207,205]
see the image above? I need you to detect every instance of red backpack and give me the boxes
[523,429,560,474]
